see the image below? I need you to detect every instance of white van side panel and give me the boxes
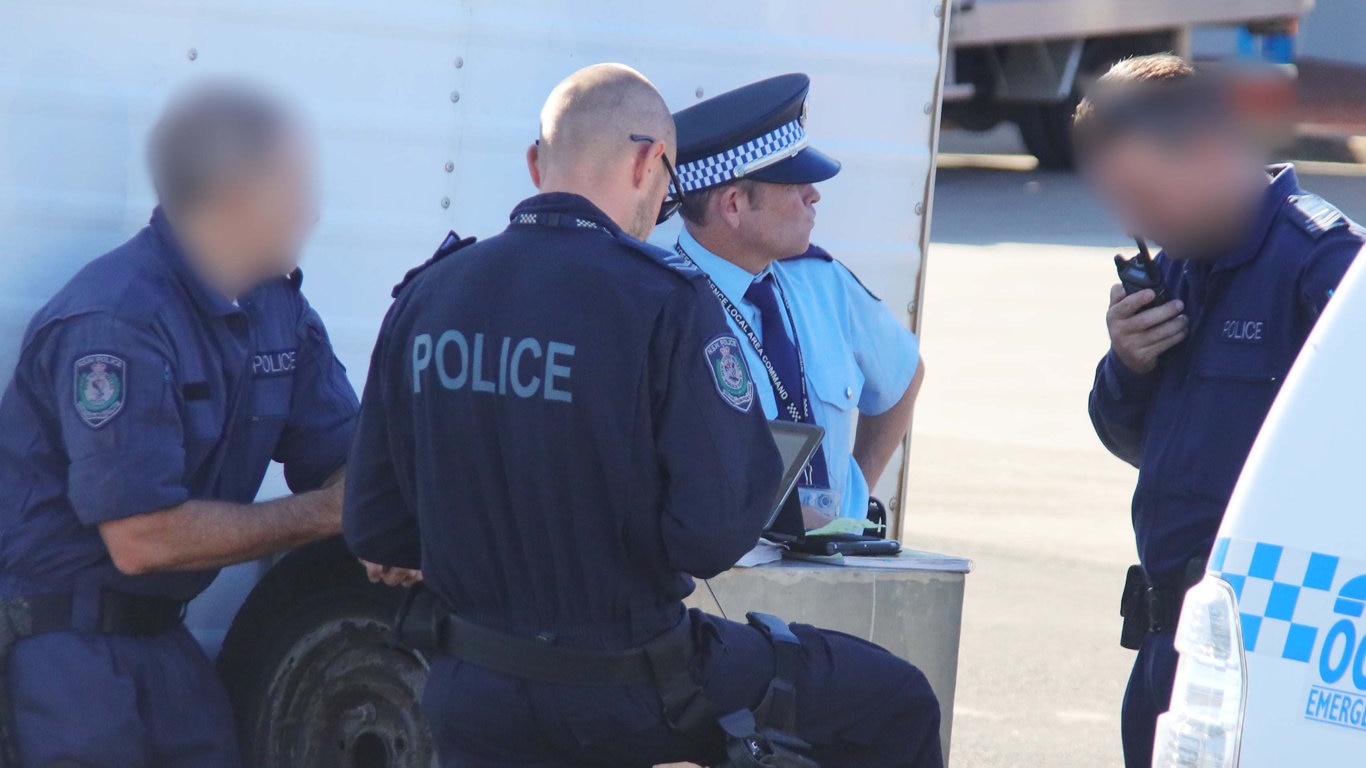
[0,1,947,641]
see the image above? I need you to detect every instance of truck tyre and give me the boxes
[217,539,437,768]
[1017,99,1078,170]
[1015,32,1177,171]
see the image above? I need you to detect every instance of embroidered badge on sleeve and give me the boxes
[704,334,755,413]
[74,354,126,428]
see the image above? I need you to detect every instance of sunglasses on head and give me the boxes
[630,134,685,224]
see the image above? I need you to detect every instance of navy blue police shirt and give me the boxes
[1090,165,1362,588]
[0,208,359,601]
[343,193,783,649]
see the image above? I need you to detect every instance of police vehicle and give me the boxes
[0,1,952,765]
[1154,251,1366,767]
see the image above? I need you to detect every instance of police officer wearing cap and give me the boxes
[0,84,359,765]
[666,73,924,531]
[1077,55,1364,768]
[343,63,944,768]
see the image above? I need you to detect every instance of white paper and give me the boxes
[735,539,786,568]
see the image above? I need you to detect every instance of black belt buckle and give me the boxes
[393,585,447,651]
[1119,565,1147,651]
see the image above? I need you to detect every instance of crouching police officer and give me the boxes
[343,63,944,768]
[0,84,359,766]
[667,74,924,531]
[1078,55,1364,768]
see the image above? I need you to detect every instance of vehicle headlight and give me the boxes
[1154,576,1247,768]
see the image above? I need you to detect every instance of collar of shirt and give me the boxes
[676,229,775,331]
[1208,163,1303,275]
[508,192,624,236]
[148,206,244,319]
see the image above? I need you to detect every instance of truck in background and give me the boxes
[944,0,1313,168]
[0,2,953,766]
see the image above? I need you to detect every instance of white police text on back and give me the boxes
[411,331,574,402]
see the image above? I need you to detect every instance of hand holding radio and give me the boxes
[1106,239,1187,375]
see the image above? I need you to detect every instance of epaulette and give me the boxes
[783,243,880,301]
[1286,194,1349,241]
[622,237,704,282]
[285,268,304,291]
[391,231,476,298]
[785,244,834,263]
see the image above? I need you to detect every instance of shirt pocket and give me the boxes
[805,354,865,414]
[1195,341,1282,384]
[182,399,225,475]
[247,377,293,422]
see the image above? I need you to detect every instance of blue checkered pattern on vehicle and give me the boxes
[1211,537,1342,662]
[675,119,806,193]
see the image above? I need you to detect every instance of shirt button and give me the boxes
[845,387,854,399]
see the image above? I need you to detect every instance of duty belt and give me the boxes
[0,591,187,766]
[437,611,666,686]
[1119,557,1208,650]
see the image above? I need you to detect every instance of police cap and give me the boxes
[672,73,840,195]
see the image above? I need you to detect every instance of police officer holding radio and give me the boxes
[666,74,924,531]
[343,63,943,768]
[1078,55,1365,768]
[0,84,359,765]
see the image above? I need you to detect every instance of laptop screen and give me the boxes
[764,421,825,533]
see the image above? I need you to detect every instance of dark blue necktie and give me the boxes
[744,274,830,488]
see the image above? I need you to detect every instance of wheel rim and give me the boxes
[259,615,436,768]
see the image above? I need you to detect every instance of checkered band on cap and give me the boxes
[675,118,807,193]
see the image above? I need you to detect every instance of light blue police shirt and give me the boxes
[677,229,921,520]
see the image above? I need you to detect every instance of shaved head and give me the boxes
[529,64,675,239]
[538,63,674,170]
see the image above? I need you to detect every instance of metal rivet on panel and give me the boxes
[450,91,461,103]
[933,4,943,18]
[187,48,198,61]
[444,161,454,173]
[923,102,933,115]
[454,56,464,69]
[914,202,925,215]
[695,87,704,98]
[440,197,450,209]
[889,496,900,512]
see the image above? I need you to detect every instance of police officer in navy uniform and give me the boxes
[0,84,359,765]
[1077,55,1364,768]
[667,74,925,530]
[344,63,944,768]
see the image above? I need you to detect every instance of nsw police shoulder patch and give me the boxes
[704,334,754,413]
[74,353,126,429]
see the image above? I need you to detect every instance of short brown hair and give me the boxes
[1073,54,1230,154]
[1074,53,1195,127]
[679,179,764,226]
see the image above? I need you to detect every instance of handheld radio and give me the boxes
[1114,238,1169,307]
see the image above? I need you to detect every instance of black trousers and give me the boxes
[421,609,944,768]
[1121,630,1179,768]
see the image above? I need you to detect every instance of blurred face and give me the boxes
[220,132,318,278]
[1083,132,1226,253]
[735,182,820,259]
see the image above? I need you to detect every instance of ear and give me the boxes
[631,140,664,191]
[715,184,745,229]
[526,142,543,188]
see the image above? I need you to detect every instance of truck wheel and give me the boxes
[1015,32,1177,171]
[1017,99,1078,170]
[217,540,437,768]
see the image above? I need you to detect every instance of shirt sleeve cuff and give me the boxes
[68,447,190,525]
[1103,350,1159,401]
[283,414,357,493]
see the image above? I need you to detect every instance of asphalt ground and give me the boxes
[904,125,1366,767]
